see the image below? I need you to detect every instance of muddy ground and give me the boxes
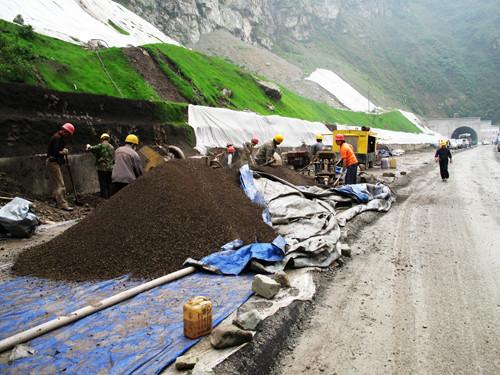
[267,146,500,375]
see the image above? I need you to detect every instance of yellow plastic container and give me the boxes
[183,296,213,339]
[389,157,397,169]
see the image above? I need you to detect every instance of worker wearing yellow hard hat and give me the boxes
[435,139,452,182]
[255,134,284,166]
[85,132,115,199]
[111,134,143,194]
[311,134,325,173]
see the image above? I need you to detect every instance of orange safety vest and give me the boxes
[340,142,358,167]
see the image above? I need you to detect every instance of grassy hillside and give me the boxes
[0,19,420,133]
[273,0,500,123]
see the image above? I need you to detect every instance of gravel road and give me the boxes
[273,146,500,374]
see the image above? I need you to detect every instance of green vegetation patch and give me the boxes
[108,20,130,35]
[0,19,158,100]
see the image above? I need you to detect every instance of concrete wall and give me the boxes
[0,154,99,197]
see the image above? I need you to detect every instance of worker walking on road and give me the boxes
[311,134,325,173]
[435,140,452,181]
[335,134,358,185]
[86,133,115,199]
[255,134,284,166]
[111,134,143,195]
[240,137,259,166]
[46,123,76,211]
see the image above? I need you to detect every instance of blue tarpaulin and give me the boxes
[0,273,253,374]
[186,238,286,275]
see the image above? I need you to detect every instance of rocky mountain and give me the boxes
[116,0,500,122]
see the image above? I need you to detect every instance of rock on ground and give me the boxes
[252,274,281,299]
[210,326,253,349]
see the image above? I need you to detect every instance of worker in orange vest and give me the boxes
[335,134,358,185]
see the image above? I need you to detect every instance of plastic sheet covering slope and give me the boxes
[0,198,38,238]
[188,105,331,154]
[306,69,379,112]
[0,273,252,374]
[0,0,180,47]
[240,166,395,269]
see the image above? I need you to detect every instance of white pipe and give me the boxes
[0,266,197,353]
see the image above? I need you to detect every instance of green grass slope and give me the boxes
[0,20,420,133]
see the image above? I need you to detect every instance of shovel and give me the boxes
[332,167,346,187]
[65,155,83,206]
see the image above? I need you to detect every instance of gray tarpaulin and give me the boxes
[241,166,395,268]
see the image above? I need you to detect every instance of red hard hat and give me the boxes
[335,134,345,141]
[61,123,75,135]
[251,137,259,145]
[227,145,236,153]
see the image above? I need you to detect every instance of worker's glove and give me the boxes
[61,148,69,155]
[85,144,91,151]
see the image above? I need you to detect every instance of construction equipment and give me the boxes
[332,129,377,168]
[314,150,339,185]
[285,150,310,170]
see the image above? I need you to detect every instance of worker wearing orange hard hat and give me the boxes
[46,123,76,211]
[255,134,283,166]
[335,133,358,185]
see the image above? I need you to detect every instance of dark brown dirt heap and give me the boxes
[14,160,275,281]
[251,166,316,186]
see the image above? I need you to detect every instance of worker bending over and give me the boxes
[255,134,284,166]
[435,140,452,181]
[111,134,143,195]
[46,123,75,211]
[86,133,115,199]
[335,134,358,185]
[240,137,259,166]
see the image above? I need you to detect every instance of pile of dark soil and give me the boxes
[14,160,275,281]
[251,166,316,186]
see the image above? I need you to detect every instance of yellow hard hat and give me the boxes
[439,140,447,146]
[125,134,139,145]
[274,134,284,144]
[100,133,110,140]
[316,134,323,141]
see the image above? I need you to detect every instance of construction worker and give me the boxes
[240,137,259,165]
[435,140,452,181]
[111,134,143,195]
[311,134,324,173]
[335,133,358,185]
[46,123,75,211]
[226,143,236,167]
[86,133,115,199]
[255,134,284,166]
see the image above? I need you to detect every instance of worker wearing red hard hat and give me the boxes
[240,137,260,166]
[226,143,236,167]
[335,133,359,185]
[46,123,76,211]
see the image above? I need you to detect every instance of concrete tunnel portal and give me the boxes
[451,126,478,145]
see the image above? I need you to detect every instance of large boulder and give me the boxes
[256,80,282,100]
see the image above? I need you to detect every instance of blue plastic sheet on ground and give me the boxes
[239,164,272,225]
[333,184,372,203]
[0,273,253,374]
[187,238,286,275]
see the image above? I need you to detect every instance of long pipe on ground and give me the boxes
[0,266,196,353]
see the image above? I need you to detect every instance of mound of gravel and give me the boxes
[14,160,275,281]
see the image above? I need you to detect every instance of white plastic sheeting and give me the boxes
[188,105,331,154]
[0,0,180,47]
[306,69,379,112]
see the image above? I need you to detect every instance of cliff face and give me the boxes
[115,0,346,47]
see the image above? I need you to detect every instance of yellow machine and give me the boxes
[332,129,377,168]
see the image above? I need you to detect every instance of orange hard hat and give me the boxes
[335,134,345,141]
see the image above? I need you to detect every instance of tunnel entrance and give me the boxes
[451,126,478,145]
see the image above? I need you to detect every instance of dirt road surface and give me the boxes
[273,146,500,375]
